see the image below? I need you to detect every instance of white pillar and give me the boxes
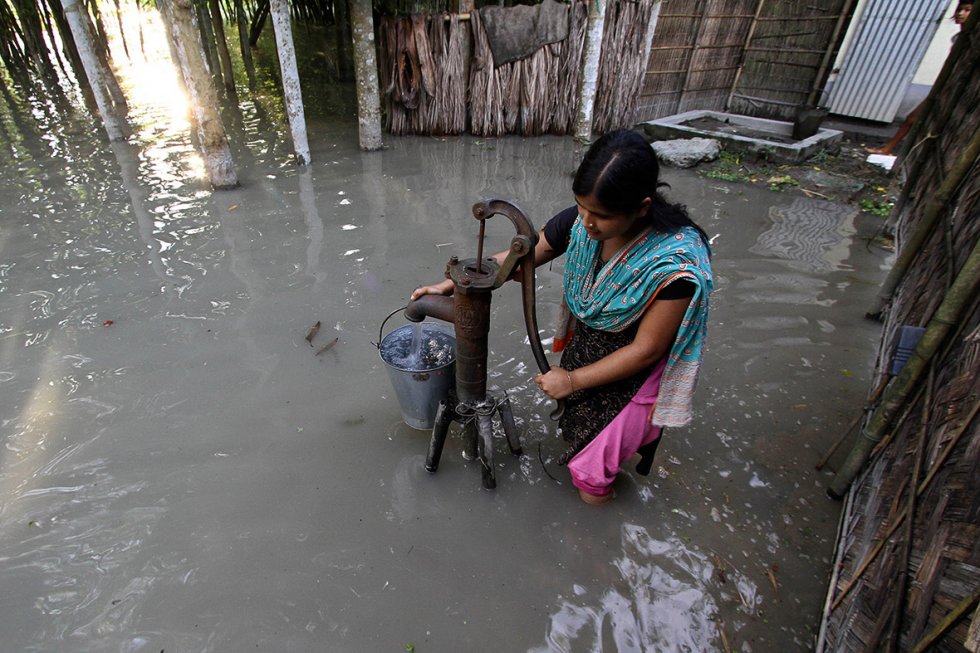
[574,0,606,143]
[350,0,383,151]
[60,0,125,141]
[269,0,311,165]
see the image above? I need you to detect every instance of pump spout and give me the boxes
[405,295,455,324]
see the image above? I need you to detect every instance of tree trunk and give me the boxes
[158,0,238,189]
[12,0,57,77]
[195,0,223,87]
[248,0,269,47]
[39,0,70,78]
[233,0,256,88]
[349,0,381,150]
[59,0,124,140]
[574,0,605,143]
[269,0,311,164]
[333,0,354,81]
[82,0,129,116]
[208,0,237,95]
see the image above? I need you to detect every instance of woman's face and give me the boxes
[575,193,651,242]
[955,3,971,24]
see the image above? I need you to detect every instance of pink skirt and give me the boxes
[566,357,667,497]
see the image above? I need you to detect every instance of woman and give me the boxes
[412,129,712,504]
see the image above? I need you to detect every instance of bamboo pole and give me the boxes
[349,0,381,151]
[807,0,856,107]
[886,367,933,653]
[676,2,708,113]
[574,0,605,142]
[59,0,124,140]
[269,0,310,164]
[828,237,980,498]
[828,399,979,612]
[910,587,980,653]
[725,0,765,110]
[867,126,980,319]
[158,0,238,188]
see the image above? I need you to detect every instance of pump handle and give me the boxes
[472,199,563,421]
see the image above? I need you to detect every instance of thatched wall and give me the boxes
[591,0,658,133]
[637,0,852,123]
[379,0,654,137]
[817,13,980,653]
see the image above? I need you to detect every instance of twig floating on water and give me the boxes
[719,627,732,653]
[305,321,321,345]
[766,565,780,592]
[315,337,339,356]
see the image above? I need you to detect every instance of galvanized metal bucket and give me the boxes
[377,309,455,430]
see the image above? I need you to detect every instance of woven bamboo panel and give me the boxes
[818,17,980,653]
[638,0,850,123]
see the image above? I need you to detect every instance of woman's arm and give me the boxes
[535,296,689,400]
[411,228,558,300]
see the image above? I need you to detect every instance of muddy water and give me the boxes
[0,26,889,653]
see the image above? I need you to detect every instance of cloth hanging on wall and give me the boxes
[478,0,569,66]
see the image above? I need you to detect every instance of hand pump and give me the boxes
[405,198,562,489]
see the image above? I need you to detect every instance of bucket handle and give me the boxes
[374,305,409,350]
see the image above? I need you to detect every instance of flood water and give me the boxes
[0,14,890,653]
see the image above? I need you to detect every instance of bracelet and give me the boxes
[565,369,576,392]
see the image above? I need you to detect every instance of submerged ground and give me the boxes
[0,22,891,653]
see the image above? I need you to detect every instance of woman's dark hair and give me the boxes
[572,129,709,242]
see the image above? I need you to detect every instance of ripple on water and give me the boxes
[533,524,761,651]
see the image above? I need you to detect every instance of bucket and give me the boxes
[793,105,829,141]
[377,309,456,430]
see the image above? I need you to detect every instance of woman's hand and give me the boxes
[534,365,577,400]
[410,279,454,301]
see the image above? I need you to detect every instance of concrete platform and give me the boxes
[641,110,844,164]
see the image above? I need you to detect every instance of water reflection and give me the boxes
[750,197,858,273]
[532,524,760,652]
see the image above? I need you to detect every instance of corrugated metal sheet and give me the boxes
[827,0,947,122]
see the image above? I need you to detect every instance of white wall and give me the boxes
[913,1,961,84]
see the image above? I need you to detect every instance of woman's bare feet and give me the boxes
[866,145,893,155]
[578,489,613,505]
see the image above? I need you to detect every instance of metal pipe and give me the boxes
[405,294,455,323]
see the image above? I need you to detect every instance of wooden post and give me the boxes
[158,0,239,189]
[574,0,606,143]
[59,0,124,140]
[269,0,311,164]
[350,0,382,150]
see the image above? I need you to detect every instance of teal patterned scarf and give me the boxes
[561,216,713,426]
